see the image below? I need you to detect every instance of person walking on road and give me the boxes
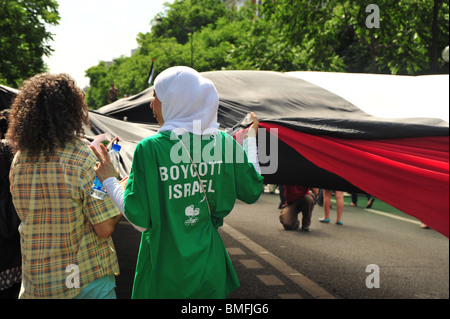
[350,192,375,208]
[7,73,122,299]
[319,190,344,225]
[92,66,264,299]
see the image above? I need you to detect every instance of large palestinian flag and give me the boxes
[95,70,449,237]
[2,71,448,237]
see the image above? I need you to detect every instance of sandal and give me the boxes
[366,198,375,208]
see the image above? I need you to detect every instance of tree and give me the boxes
[86,0,234,109]
[85,36,190,109]
[85,62,111,109]
[331,0,449,74]
[85,0,449,109]
[258,0,449,75]
[152,0,228,44]
[0,0,60,87]
[249,0,346,72]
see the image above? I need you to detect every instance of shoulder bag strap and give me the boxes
[176,136,212,217]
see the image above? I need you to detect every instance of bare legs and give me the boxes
[320,190,344,225]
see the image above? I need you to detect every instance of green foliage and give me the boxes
[85,62,110,108]
[329,0,450,75]
[85,0,449,109]
[152,0,228,44]
[0,0,60,88]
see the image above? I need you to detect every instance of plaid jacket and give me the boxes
[9,138,120,299]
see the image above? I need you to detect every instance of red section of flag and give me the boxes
[260,122,449,238]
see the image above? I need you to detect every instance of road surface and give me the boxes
[112,193,449,300]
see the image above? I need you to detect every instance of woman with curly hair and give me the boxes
[7,73,122,299]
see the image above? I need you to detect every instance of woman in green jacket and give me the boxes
[92,66,263,299]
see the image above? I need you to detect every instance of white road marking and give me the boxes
[366,209,422,225]
[239,259,264,269]
[227,247,246,255]
[256,275,285,286]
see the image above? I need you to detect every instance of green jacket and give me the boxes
[124,131,263,299]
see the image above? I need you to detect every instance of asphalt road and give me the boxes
[111,192,449,300]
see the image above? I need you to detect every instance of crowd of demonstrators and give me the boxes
[3,66,432,299]
[2,67,263,299]
[277,187,428,231]
[276,186,380,230]
[277,186,345,230]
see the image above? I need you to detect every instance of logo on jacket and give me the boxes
[184,204,200,226]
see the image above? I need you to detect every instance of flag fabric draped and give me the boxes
[3,70,448,237]
[259,122,449,238]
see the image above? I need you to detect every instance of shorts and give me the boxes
[74,275,117,299]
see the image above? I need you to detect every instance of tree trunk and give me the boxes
[430,0,440,73]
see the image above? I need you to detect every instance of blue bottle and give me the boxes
[90,143,122,200]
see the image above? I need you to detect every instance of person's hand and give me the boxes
[244,112,259,139]
[106,136,119,149]
[119,176,128,190]
[90,143,119,183]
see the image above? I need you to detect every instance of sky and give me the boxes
[43,0,173,89]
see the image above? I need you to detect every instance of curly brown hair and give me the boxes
[6,73,90,158]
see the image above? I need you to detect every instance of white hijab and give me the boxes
[154,66,219,135]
